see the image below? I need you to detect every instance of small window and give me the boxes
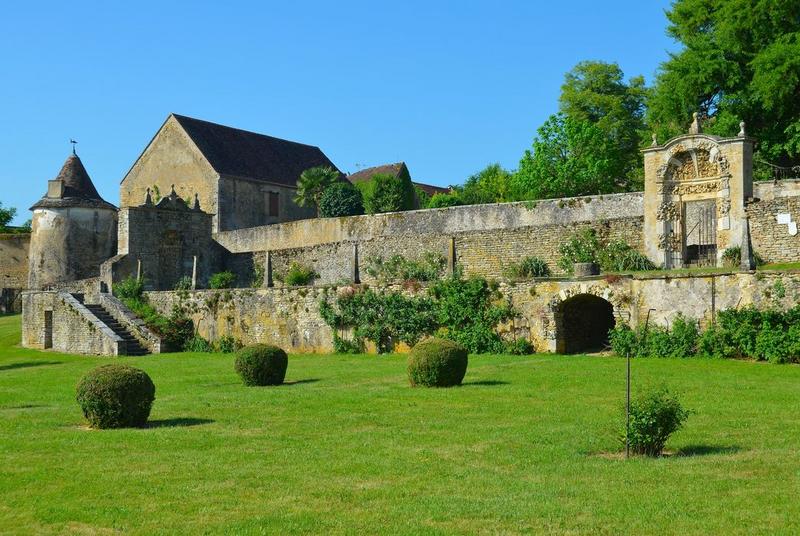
[268,191,279,218]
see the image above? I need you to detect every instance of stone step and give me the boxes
[84,304,150,356]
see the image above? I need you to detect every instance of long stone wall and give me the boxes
[216,193,646,283]
[0,233,30,289]
[141,271,800,354]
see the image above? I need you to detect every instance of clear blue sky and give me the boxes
[0,0,676,225]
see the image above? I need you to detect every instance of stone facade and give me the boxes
[140,271,800,354]
[642,125,754,268]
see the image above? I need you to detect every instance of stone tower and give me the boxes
[28,154,118,289]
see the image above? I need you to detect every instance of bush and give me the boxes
[504,256,551,279]
[598,240,657,272]
[184,334,213,352]
[430,276,515,354]
[558,228,599,273]
[209,271,236,289]
[319,182,364,217]
[504,338,535,355]
[235,344,289,386]
[174,276,193,291]
[113,277,144,301]
[407,338,468,387]
[361,172,416,214]
[76,364,156,429]
[621,387,689,457]
[427,193,464,208]
[216,335,242,354]
[365,252,446,283]
[282,262,318,286]
[609,323,638,357]
[721,246,765,268]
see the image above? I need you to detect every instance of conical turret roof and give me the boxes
[31,154,116,210]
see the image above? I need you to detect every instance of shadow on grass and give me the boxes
[284,379,320,386]
[674,444,742,457]
[0,361,63,372]
[146,418,214,428]
[462,380,510,387]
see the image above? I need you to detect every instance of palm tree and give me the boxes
[294,166,340,216]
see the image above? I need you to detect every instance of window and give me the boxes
[268,191,279,218]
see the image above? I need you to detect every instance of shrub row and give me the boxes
[610,307,800,364]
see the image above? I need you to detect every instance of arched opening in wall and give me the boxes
[556,294,615,354]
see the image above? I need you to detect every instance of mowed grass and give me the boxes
[1,315,799,535]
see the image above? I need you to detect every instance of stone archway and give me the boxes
[555,294,615,354]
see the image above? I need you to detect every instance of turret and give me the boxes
[28,153,118,289]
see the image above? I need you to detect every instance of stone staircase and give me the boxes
[83,304,150,356]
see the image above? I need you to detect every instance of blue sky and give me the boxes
[0,0,676,225]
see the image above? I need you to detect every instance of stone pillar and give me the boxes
[448,237,456,276]
[136,258,142,281]
[740,216,756,271]
[191,255,198,290]
[352,243,360,284]
[265,251,273,288]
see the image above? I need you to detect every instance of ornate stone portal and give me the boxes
[642,117,754,268]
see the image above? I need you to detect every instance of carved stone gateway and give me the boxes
[643,118,754,268]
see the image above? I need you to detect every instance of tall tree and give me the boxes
[362,173,415,214]
[294,166,340,216]
[560,61,648,187]
[455,163,515,205]
[648,0,800,166]
[512,114,621,200]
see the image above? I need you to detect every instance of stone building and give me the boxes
[27,153,117,290]
[119,114,341,232]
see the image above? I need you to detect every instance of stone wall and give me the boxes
[22,291,125,355]
[215,193,645,283]
[748,180,800,263]
[140,271,800,354]
[0,233,30,312]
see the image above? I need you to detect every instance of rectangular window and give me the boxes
[268,191,279,218]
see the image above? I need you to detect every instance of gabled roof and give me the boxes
[171,114,340,187]
[412,181,450,196]
[31,154,116,210]
[348,162,408,183]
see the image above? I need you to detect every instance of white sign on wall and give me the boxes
[776,213,798,236]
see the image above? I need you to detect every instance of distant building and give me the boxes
[120,114,340,232]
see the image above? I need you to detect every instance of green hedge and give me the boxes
[76,365,156,428]
[235,344,288,386]
[408,338,468,387]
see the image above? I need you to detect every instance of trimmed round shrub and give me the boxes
[76,364,156,429]
[319,182,364,217]
[235,344,288,386]
[408,337,468,387]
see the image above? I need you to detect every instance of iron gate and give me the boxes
[683,200,717,267]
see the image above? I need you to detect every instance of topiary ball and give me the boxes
[235,344,288,386]
[408,337,468,387]
[76,364,156,429]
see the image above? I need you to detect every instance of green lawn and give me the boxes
[1,314,799,535]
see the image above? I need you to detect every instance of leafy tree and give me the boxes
[427,193,464,208]
[318,182,364,217]
[648,0,800,166]
[455,163,515,205]
[0,202,16,233]
[512,114,621,200]
[362,172,415,214]
[560,61,648,188]
[294,166,340,216]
